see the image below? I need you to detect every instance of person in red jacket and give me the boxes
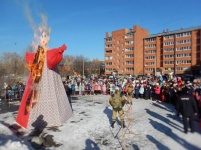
[177,77,183,87]
[16,26,73,129]
[154,83,161,102]
[195,91,201,129]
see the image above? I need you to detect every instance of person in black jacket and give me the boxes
[144,84,151,100]
[176,87,198,133]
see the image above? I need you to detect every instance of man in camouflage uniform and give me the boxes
[109,87,126,128]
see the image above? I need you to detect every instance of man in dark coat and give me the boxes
[176,87,198,133]
[144,84,151,100]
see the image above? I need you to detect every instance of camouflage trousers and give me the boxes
[112,107,124,122]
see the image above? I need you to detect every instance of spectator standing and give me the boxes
[144,84,151,100]
[134,83,140,99]
[75,83,79,95]
[18,83,24,100]
[6,84,12,108]
[154,83,161,102]
[176,87,198,133]
[71,81,75,95]
[102,83,106,95]
[195,91,201,119]
[81,82,85,96]
[139,83,144,98]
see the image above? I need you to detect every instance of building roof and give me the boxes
[146,25,201,38]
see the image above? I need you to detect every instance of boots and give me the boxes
[111,121,115,128]
[122,121,126,128]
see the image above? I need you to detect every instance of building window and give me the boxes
[105,56,113,60]
[105,62,112,65]
[105,37,112,42]
[126,68,134,71]
[145,68,154,71]
[164,54,174,58]
[176,32,191,38]
[145,44,156,48]
[176,60,191,64]
[145,50,156,54]
[106,50,112,53]
[125,40,134,45]
[145,56,155,59]
[145,37,156,42]
[164,48,174,52]
[125,47,134,52]
[164,35,174,40]
[176,53,191,58]
[164,41,174,46]
[105,68,112,71]
[105,44,112,48]
[125,54,134,58]
[125,33,134,38]
[145,62,155,65]
[126,61,134,65]
[176,46,191,51]
[164,61,174,64]
[177,39,191,44]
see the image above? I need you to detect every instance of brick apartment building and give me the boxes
[104,25,149,76]
[104,25,201,76]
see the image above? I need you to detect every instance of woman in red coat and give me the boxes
[154,83,161,102]
[16,26,73,129]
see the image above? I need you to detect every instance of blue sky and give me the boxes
[0,0,201,60]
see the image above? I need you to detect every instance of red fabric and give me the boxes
[155,87,161,94]
[195,95,201,108]
[177,78,182,87]
[16,74,33,128]
[16,52,35,128]
[47,44,67,69]
[16,44,66,129]
[25,52,35,64]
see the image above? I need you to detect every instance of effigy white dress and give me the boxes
[16,46,73,129]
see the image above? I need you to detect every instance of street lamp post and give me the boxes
[83,60,84,77]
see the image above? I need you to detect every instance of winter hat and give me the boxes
[115,87,119,90]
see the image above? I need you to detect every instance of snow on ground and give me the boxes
[0,95,201,150]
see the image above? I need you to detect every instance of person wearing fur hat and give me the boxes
[109,87,126,128]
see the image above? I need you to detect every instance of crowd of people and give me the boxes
[2,73,200,133]
[2,82,25,107]
[63,74,200,133]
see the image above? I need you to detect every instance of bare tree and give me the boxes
[0,52,25,76]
